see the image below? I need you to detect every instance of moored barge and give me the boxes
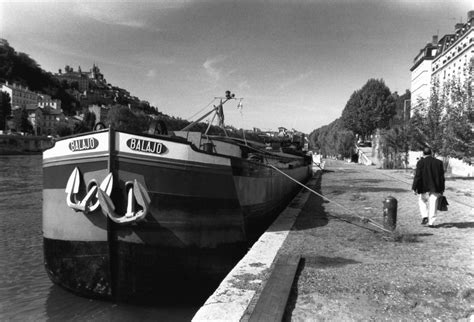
[42,93,312,300]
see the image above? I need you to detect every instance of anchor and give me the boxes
[65,167,113,213]
[97,179,151,224]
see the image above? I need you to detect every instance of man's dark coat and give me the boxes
[412,156,445,194]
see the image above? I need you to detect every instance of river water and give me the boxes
[0,155,202,321]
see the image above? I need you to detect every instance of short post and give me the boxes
[383,196,397,231]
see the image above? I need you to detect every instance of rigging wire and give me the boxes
[185,98,217,122]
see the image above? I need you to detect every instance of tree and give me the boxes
[83,110,96,130]
[0,92,11,131]
[341,79,396,139]
[409,64,473,161]
[0,41,79,115]
[378,127,410,168]
[55,124,73,137]
[440,74,473,161]
[309,118,355,158]
[12,107,33,133]
[106,105,149,134]
[73,110,96,134]
[340,90,362,135]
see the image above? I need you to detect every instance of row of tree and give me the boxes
[309,78,399,159]
[309,69,473,166]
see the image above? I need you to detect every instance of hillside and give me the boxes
[0,39,269,141]
[0,39,157,116]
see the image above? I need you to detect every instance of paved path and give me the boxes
[278,160,473,321]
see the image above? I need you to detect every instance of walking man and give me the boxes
[412,147,445,227]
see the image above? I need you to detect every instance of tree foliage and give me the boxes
[341,78,396,138]
[106,105,150,134]
[309,118,355,159]
[440,77,473,160]
[56,123,73,137]
[73,110,96,134]
[0,39,79,114]
[12,107,33,133]
[0,92,11,131]
[410,70,472,161]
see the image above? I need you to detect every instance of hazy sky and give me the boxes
[1,0,472,133]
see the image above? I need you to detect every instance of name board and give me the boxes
[69,138,99,152]
[127,138,167,155]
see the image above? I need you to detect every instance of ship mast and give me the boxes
[181,91,237,134]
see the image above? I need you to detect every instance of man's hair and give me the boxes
[423,147,432,156]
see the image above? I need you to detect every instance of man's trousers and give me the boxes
[418,192,441,226]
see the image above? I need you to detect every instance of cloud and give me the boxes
[278,71,313,90]
[238,80,250,91]
[146,69,156,78]
[203,55,227,82]
[31,41,138,70]
[73,2,160,31]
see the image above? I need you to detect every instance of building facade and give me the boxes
[37,94,62,111]
[410,36,438,105]
[54,64,107,92]
[431,14,474,89]
[410,10,474,114]
[0,82,39,109]
[0,82,70,135]
[36,107,67,136]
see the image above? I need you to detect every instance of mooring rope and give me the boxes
[268,164,393,234]
[232,140,393,234]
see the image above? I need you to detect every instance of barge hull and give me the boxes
[42,129,311,299]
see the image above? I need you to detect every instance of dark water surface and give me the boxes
[0,155,201,321]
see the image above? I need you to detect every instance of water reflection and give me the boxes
[45,285,199,321]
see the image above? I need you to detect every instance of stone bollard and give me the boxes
[383,196,397,231]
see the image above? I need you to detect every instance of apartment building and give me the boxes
[410,37,438,105]
[410,10,473,113]
[431,13,473,87]
[0,82,38,109]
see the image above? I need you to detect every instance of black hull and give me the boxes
[43,238,112,299]
[44,237,247,301]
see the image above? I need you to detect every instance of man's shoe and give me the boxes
[421,218,428,225]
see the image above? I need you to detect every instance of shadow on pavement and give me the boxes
[435,222,474,229]
[303,256,360,268]
[358,187,410,193]
[292,173,329,231]
[283,256,360,321]
[322,169,334,173]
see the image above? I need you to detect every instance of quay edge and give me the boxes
[192,174,318,321]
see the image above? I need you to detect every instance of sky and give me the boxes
[0,0,472,133]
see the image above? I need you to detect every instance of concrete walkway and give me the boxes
[280,159,474,321]
[195,160,474,321]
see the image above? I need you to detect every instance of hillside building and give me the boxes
[1,82,38,109]
[55,64,106,92]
